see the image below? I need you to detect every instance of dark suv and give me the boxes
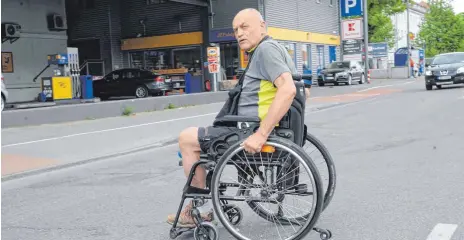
[425,52,464,90]
[93,68,172,100]
[318,60,366,86]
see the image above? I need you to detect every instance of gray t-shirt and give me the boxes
[237,38,298,120]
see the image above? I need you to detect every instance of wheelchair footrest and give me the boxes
[184,186,210,195]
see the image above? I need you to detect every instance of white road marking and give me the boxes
[426,223,458,240]
[2,113,217,148]
[2,80,415,148]
[357,81,415,92]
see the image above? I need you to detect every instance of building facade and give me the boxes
[2,0,68,103]
[209,0,341,80]
[391,1,429,51]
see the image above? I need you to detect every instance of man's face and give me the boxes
[233,14,264,51]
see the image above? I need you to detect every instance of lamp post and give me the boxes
[363,0,369,78]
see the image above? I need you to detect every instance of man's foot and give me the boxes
[167,203,214,228]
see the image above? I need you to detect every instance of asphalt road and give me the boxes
[2,79,464,240]
[1,78,408,179]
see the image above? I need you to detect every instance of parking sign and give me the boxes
[340,0,363,18]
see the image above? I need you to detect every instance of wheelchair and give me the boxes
[170,78,336,240]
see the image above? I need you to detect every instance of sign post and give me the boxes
[340,0,365,63]
[207,45,221,92]
[362,0,369,79]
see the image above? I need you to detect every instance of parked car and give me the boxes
[318,60,366,86]
[1,73,8,111]
[425,52,464,90]
[318,61,366,86]
[93,68,172,100]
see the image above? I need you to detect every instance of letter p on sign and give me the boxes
[345,0,356,14]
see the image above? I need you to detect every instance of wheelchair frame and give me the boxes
[169,80,334,240]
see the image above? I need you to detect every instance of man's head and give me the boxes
[232,8,267,51]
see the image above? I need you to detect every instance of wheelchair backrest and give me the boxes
[277,81,307,146]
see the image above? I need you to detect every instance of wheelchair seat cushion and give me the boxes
[198,126,238,153]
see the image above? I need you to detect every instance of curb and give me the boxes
[1,138,179,182]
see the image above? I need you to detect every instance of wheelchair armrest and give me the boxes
[218,115,261,123]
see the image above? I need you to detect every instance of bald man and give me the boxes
[167,8,299,227]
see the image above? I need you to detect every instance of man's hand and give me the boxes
[241,130,268,154]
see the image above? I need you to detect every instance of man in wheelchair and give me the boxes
[167,8,304,228]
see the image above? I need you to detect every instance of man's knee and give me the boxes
[179,127,199,147]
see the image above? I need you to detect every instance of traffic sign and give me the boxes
[340,0,363,18]
[342,18,363,40]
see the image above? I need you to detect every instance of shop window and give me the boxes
[280,42,297,66]
[220,43,239,80]
[130,52,144,69]
[173,47,202,74]
[144,50,171,70]
[302,44,312,74]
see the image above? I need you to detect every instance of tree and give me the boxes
[417,0,464,57]
[367,0,406,47]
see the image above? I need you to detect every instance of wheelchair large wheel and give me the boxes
[210,137,324,240]
[244,132,336,226]
[303,132,336,211]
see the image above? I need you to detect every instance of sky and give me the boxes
[452,0,464,13]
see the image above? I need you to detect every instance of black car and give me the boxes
[318,60,366,86]
[425,52,464,90]
[93,68,172,100]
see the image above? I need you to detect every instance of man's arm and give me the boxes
[254,43,297,138]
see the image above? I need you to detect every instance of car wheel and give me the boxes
[347,75,352,85]
[135,86,149,98]
[426,84,433,91]
[318,82,325,87]
[359,74,365,84]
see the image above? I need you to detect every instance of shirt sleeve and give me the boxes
[256,42,292,85]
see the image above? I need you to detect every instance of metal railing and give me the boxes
[79,59,106,77]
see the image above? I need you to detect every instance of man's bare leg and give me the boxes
[167,127,213,227]
[178,127,205,188]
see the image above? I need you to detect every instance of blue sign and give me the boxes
[209,28,236,43]
[47,53,68,65]
[368,43,388,57]
[340,0,363,18]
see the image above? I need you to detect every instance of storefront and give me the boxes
[208,28,239,80]
[121,31,205,93]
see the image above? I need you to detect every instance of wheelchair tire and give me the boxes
[304,132,336,211]
[210,137,325,240]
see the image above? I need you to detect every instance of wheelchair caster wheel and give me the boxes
[194,222,219,240]
[222,204,243,226]
[169,228,179,239]
[320,230,332,240]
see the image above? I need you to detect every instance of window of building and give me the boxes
[329,0,334,6]
[130,52,144,69]
[219,42,239,79]
[302,44,312,74]
[144,50,171,70]
[147,0,167,4]
[172,47,202,75]
[280,42,297,65]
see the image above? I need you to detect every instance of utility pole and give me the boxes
[363,0,369,79]
[406,0,411,78]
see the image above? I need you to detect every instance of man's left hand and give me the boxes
[241,131,268,154]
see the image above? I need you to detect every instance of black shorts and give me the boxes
[198,126,237,152]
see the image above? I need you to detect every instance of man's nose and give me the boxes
[236,29,244,38]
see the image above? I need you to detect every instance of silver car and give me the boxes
[1,73,8,111]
